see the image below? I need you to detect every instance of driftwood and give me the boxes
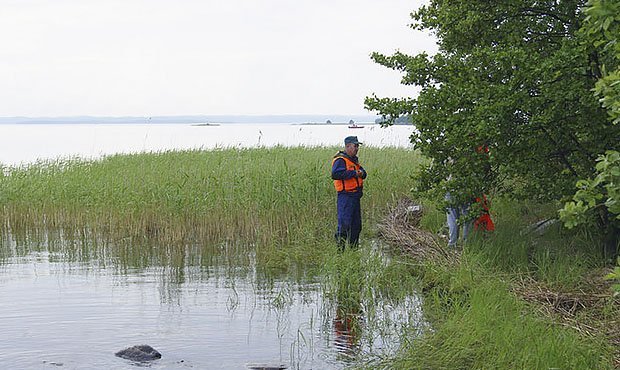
[378,198,458,265]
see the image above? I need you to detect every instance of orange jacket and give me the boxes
[332,155,364,192]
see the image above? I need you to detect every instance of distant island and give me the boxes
[300,119,374,126]
[0,114,379,125]
[191,123,221,127]
[375,115,411,125]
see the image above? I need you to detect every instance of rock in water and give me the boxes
[115,345,162,362]
[246,364,287,370]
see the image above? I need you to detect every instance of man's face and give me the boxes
[345,143,359,157]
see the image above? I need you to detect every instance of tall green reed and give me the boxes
[0,146,423,270]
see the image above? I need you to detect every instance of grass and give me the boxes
[0,146,422,271]
[391,274,609,369]
[0,146,616,368]
[381,196,617,369]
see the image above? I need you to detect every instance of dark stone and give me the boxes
[246,364,287,370]
[42,361,64,367]
[115,345,162,362]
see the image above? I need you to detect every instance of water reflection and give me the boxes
[330,254,364,361]
[0,225,425,369]
[333,304,362,359]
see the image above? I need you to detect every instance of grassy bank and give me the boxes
[383,199,618,369]
[0,147,616,368]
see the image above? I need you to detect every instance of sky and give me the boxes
[0,0,436,117]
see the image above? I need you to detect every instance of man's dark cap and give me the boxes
[344,136,362,145]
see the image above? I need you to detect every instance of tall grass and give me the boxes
[0,146,422,269]
[390,267,610,369]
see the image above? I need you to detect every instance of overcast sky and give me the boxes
[0,0,436,117]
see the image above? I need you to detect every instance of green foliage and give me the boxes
[594,68,620,124]
[559,1,620,254]
[365,0,620,210]
[561,150,620,228]
[583,0,620,123]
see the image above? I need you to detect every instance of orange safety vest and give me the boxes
[332,155,363,192]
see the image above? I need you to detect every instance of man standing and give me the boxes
[332,136,367,250]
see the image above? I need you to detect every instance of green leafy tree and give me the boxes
[366,0,620,257]
[560,0,620,261]
[584,0,620,124]
[560,151,620,259]
[560,151,620,228]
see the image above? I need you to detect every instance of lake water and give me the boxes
[0,232,424,369]
[0,123,423,369]
[0,123,414,167]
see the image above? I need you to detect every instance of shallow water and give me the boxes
[0,233,424,369]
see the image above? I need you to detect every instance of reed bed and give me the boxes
[0,146,422,269]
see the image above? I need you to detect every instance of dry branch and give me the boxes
[378,198,458,265]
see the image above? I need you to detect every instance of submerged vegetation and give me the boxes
[0,146,617,368]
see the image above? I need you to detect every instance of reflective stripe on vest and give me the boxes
[332,155,363,192]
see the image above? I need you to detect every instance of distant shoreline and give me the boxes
[0,114,379,125]
[0,121,380,126]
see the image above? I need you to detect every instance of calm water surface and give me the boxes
[0,123,414,166]
[0,239,423,369]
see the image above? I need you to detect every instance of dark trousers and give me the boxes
[335,192,362,249]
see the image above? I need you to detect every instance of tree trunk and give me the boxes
[600,209,620,263]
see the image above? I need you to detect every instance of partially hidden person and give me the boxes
[474,194,495,232]
[474,145,495,232]
[332,136,367,250]
[445,192,472,248]
[445,143,495,248]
